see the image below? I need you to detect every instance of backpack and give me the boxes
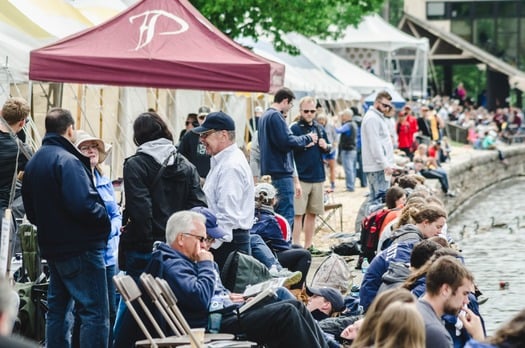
[359,208,394,262]
[310,254,352,294]
[220,251,272,293]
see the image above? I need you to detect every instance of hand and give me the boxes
[318,138,328,150]
[384,167,394,176]
[308,132,318,144]
[459,307,484,341]
[196,250,214,262]
[294,179,302,198]
[229,293,245,303]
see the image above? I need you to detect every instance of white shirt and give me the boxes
[204,143,254,247]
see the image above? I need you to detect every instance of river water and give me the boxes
[447,177,525,335]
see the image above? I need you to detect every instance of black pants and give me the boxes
[212,229,251,270]
[221,299,328,348]
[277,247,311,289]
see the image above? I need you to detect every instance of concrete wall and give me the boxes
[443,145,525,217]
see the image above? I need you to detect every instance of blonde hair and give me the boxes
[373,302,425,348]
[350,288,416,348]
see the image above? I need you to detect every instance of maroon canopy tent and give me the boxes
[29,0,284,92]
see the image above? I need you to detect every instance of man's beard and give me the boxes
[443,300,462,316]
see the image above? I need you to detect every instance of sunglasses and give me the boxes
[302,110,316,114]
[380,103,393,110]
[183,233,206,243]
[199,129,218,139]
[79,144,99,152]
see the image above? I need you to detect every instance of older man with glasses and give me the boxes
[361,91,396,205]
[192,111,255,269]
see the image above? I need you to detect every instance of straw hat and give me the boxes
[75,130,111,163]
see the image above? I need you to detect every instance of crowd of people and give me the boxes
[0,87,524,348]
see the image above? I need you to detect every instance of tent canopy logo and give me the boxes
[129,10,189,50]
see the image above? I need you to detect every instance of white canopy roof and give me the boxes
[319,14,428,52]
[285,33,394,95]
[238,37,360,100]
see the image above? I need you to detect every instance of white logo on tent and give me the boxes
[129,10,189,50]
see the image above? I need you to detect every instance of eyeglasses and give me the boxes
[302,110,316,114]
[199,129,218,139]
[205,237,215,244]
[183,233,206,243]
[380,103,393,110]
[79,144,99,152]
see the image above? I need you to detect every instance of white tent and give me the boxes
[238,37,360,101]
[284,33,394,95]
[318,14,429,98]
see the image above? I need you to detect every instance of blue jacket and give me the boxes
[22,133,110,261]
[290,119,329,182]
[146,242,215,328]
[258,108,312,179]
[464,340,495,348]
[250,207,291,252]
[113,242,216,348]
[359,224,422,311]
[94,171,122,267]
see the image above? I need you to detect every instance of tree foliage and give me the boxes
[190,0,385,54]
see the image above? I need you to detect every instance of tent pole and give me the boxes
[99,87,104,137]
[76,84,83,128]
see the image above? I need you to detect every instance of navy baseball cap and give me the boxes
[306,286,345,312]
[190,207,226,239]
[192,111,235,133]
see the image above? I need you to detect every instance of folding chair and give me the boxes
[153,277,255,347]
[113,274,191,347]
[315,202,343,234]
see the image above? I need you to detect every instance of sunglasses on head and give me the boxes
[302,110,316,114]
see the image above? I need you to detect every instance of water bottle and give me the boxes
[361,258,369,274]
[208,296,224,333]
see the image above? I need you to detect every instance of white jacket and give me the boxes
[361,107,395,172]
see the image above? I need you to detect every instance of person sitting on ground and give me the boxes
[250,181,312,289]
[359,204,448,312]
[465,307,525,348]
[377,239,444,295]
[413,144,455,197]
[373,301,426,348]
[416,256,484,348]
[306,286,345,321]
[481,130,508,164]
[119,210,330,348]
[403,248,487,348]
[343,288,417,347]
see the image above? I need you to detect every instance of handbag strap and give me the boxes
[150,150,177,188]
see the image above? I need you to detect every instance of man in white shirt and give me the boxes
[361,91,396,203]
[193,112,255,269]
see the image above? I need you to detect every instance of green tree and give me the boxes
[190,0,385,53]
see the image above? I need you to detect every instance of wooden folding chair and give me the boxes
[113,274,164,347]
[113,274,191,347]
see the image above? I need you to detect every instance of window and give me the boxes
[450,2,471,19]
[427,2,446,19]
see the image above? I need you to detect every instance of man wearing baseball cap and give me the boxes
[178,106,211,179]
[306,286,345,320]
[192,112,255,269]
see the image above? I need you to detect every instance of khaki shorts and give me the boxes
[294,181,325,215]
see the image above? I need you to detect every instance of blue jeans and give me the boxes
[365,170,390,204]
[340,150,357,191]
[250,234,280,269]
[271,176,295,229]
[47,249,109,348]
[356,150,367,187]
